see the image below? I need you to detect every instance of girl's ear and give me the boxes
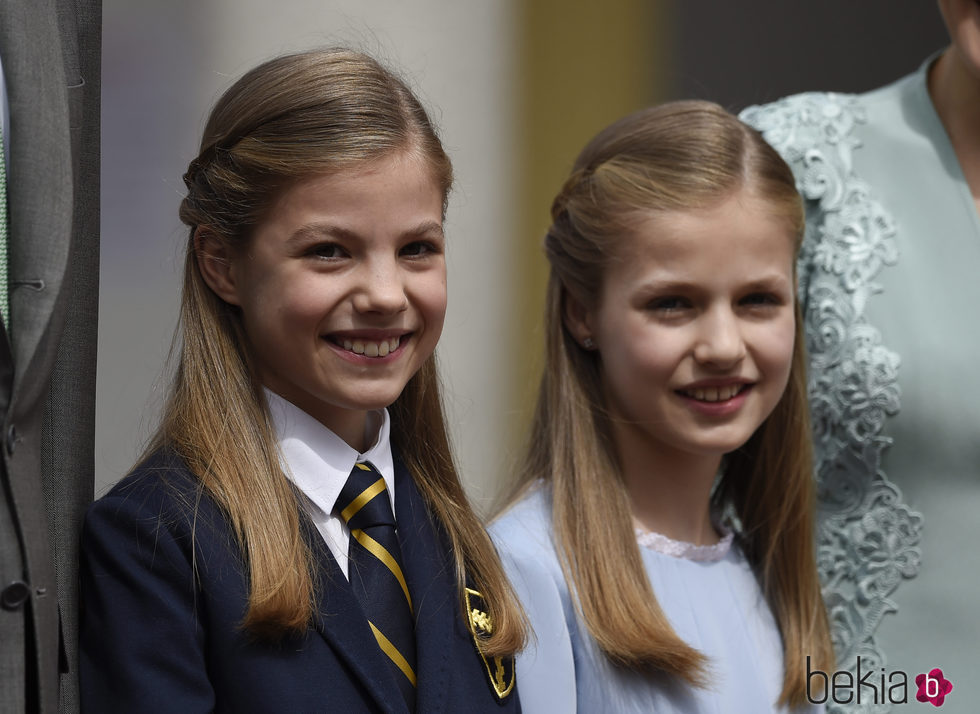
[195,227,241,306]
[563,290,596,350]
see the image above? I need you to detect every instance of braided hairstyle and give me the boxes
[151,49,526,655]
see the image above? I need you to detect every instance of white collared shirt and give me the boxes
[264,389,396,579]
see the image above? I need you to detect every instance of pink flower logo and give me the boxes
[915,668,953,707]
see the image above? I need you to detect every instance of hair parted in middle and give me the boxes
[503,100,832,706]
[152,47,524,655]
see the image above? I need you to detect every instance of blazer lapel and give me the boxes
[305,521,408,714]
[393,456,457,714]
[0,0,74,393]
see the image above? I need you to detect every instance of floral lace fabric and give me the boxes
[741,94,923,714]
[634,527,734,562]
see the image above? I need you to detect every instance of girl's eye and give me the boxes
[741,292,782,307]
[648,296,689,312]
[400,241,439,257]
[311,243,347,259]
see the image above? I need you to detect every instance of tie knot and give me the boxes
[336,461,396,529]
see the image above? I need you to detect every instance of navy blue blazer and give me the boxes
[80,448,519,713]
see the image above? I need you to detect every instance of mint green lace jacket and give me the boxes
[743,54,980,713]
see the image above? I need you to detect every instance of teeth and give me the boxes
[336,336,401,357]
[684,385,742,402]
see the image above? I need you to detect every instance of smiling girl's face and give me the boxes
[202,149,447,449]
[567,186,797,464]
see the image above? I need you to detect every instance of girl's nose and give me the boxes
[692,308,746,368]
[352,259,409,315]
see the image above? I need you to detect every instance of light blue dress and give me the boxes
[742,54,980,713]
[491,487,822,713]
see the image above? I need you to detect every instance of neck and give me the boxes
[266,385,373,453]
[326,410,374,453]
[612,420,722,546]
[929,46,980,208]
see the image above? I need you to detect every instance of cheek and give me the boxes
[756,316,797,380]
[601,322,677,390]
[413,272,448,334]
[243,277,337,337]
[281,288,334,324]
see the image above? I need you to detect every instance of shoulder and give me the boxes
[859,69,917,108]
[739,91,866,169]
[85,448,231,558]
[92,449,198,520]
[741,89,859,122]
[489,485,557,566]
[739,65,920,173]
[80,450,237,712]
[490,487,581,713]
[101,448,196,492]
[488,485,570,618]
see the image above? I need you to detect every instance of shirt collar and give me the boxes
[264,389,395,519]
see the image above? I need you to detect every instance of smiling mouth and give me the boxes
[677,384,749,402]
[328,335,405,358]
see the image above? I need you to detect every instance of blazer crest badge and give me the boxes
[464,587,516,701]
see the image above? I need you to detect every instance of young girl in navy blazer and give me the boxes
[491,102,834,712]
[80,48,525,713]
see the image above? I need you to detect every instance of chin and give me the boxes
[339,388,407,412]
[692,431,760,456]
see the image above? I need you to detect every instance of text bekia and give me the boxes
[806,656,908,705]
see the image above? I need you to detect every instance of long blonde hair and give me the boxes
[151,48,525,655]
[504,101,832,704]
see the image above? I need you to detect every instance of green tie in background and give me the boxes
[0,125,8,326]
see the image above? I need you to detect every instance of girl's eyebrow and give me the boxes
[402,221,445,240]
[741,273,794,294]
[739,274,793,291]
[287,221,445,244]
[633,273,792,294]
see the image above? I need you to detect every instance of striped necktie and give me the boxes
[337,461,417,710]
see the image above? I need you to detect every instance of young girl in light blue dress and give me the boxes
[491,101,833,713]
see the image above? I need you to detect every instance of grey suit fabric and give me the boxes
[0,1,101,712]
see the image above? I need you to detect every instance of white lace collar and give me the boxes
[634,526,734,562]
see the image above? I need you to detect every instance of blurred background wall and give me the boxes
[98,0,948,508]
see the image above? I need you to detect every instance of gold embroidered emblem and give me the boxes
[470,607,493,634]
[464,587,516,700]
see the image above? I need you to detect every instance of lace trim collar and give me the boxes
[634,527,733,562]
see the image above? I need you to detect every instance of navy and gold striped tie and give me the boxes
[337,462,417,710]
